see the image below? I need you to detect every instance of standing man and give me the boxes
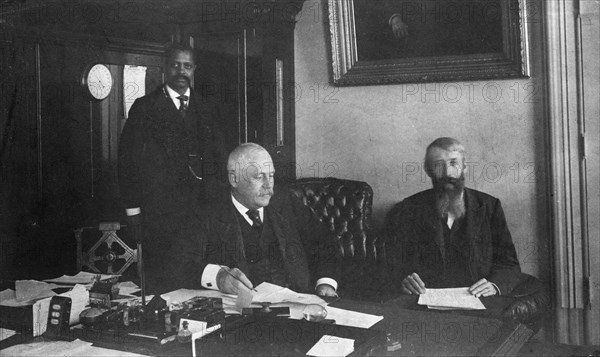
[384,137,521,297]
[118,43,227,293]
[170,143,339,297]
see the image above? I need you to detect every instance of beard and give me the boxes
[433,174,466,219]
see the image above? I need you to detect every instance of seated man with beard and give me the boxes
[384,137,521,297]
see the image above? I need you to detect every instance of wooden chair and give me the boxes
[74,222,137,275]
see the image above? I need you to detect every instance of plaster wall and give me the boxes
[294,0,549,279]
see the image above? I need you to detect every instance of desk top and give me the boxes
[332,296,533,356]
[1,295,532,357]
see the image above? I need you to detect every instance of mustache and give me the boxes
[173,75,190,82]
[259,189,274,197]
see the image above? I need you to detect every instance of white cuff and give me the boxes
[201,264,222,290]
[125,207,141,216]
[316,278,337,291]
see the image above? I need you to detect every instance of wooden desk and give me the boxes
[332,296,534,357]
[1,296,533,357]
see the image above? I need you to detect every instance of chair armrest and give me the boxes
[501,273,551,325]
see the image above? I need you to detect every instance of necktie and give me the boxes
[177,95,188,117]
[246,209,263,228]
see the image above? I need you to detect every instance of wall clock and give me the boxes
[82,64,113,100]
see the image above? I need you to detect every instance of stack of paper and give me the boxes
[417,287,486,310]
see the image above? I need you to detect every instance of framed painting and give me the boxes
[328,0,530,85]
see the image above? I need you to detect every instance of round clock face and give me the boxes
[85,64,113,100]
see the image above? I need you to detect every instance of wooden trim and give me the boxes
[545,0,600,345]
[6,28,169,57]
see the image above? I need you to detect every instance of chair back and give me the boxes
[288,178,383,297]
[74,222,138,276]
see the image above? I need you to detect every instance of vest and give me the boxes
[236,210,289,287]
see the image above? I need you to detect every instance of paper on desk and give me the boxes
[0,338,148,357]
[115,281,141,296]
[284,304,382,328]
[15,280,59,302]
[306,335,354,357]
[253,282,327,306]
[0,328,17,342]
[43,271,119,285]
[32,284,90,337]
[325,306,383,328]
[161,288,239,313]
[418,287,486,310]
[0,289,28,307]
[161,283,327,315]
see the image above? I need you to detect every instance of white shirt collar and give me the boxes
[231,194,264,225]
[165,85,190,109]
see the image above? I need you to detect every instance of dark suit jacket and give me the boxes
[118,86,228,293]
[384,188,521,295]
[118,86,228,219]
[169,187,341,293]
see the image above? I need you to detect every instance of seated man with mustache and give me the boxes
[170,143,339,297]
[384,137,521,297]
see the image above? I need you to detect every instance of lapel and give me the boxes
[265,202,292,257]
[145,86,189,161]
[214,197,248,272]
[415,190,445,261]
[463,187,484,251]
[189,90,214,149]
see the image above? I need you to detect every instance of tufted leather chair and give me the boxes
[287,178,383,299]
[502,273,552,329]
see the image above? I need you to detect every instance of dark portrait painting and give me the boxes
[354,0,504,61]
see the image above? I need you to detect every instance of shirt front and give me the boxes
[231,194,264,225]
[165,85,191,110]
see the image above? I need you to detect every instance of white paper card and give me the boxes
[306,335,354,357]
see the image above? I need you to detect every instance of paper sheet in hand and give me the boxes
[253,282,327,306]
[418,287,486,310]
[306,335,354,357]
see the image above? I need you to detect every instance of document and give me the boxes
[417,287,486,310]
[161,283,327,314]
[306,335,354,357]
[43,271,119,285]
[325,306,383,329]
[15,280,59,302]
[252,282,327,306]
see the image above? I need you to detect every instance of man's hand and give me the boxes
[316,284,338,297]
[126,213,143,244]
[401,272,426,295]
[390,15,409,38]
[469,279,498,298]
[216,267,253,295]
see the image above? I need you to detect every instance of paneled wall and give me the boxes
[0,35,164,281]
